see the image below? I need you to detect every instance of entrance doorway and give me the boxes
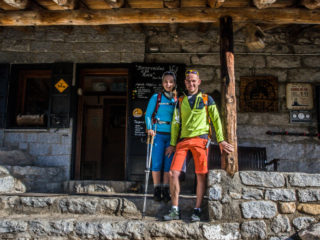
[75,68,128,180]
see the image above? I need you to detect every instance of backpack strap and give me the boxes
[202,94,212,139]
[151,93,162,124]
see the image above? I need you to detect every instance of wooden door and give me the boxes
[101,98,126,180]
[75,68,128,180]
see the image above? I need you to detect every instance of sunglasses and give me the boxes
[162,71,176,80]
[185,69,199,76]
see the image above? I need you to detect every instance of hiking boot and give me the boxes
[162,187,171,203]
[163,208,181,221]
[190,209,201,222]
[153,186,162,202]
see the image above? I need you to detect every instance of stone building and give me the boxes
[0,0,319,239]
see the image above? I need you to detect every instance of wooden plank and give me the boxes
[0,8,319,26]
[208,0,225,8]
[127,0,163,8]
[0,1,19,10]
[83,0,124,9]
[181,0,207,7]
[36,0,76,10]
[220,16,238,176]
[2,0,28,9]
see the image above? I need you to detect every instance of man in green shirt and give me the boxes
[163,69,234,222]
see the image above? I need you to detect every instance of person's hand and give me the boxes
[165,145,176,157]
[147,129,156,136]
[219,141,234,154]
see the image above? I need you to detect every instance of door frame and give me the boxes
[74,67,128,180]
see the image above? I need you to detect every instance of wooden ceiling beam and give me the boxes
[208,0,224,8]
[253,0,276,9]
[164,0,180,8]
[0,8,319,26]
[3,0,28,9]
[301,0,320,9]
[36,0,77,10]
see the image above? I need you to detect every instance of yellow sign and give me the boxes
[133,108,143,118]
[55,79,69,93]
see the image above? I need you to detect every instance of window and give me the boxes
[15,70,51,127]
[7,63,73,129]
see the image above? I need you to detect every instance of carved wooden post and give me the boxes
[220,16,238,176]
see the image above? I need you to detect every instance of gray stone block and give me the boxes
[24,133,38,143]
[207,170,222,187]
[240,171,285,188]
[293,217,316,230]
[51,144,71,155]
[120,53,145,63]
[4,133,25,144]
[288,68,320,82]
[241,201,277,219]
[235,55,266,68]
[241,220,267,239]
[36,155,70,167]
[18,143,28,150]
[202,223,240,240]
[302,56,320,67]
[0,219,28,233]
[271,215,291,234]
[266,56,301,68]
[191,55,220,66]
[208,185,222,200]
[208,201,222,220]
[2,39,30,52]
[38,133,61,144]
[265,189,296,202]
[298,189,320,202]
[29,143,51,156]
[288,173,320,187]
[298,222,320,240]
[242,188,264,200]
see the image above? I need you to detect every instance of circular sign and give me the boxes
[133,108,143,118]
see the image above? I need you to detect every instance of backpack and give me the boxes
[151,92,177,124]
[178,93,213,138]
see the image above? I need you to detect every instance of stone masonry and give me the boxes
[0,25,319,177]
[208,170,320,239]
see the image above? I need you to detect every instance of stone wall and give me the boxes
[0,25,319,176]
[146,26,320,173]
[1,127,72,181]
[208,170,320,239]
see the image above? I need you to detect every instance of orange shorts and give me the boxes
[170,137,209,174]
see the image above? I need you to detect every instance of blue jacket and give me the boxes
[145,93,176,133]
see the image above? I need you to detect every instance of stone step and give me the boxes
[63,180,138,194]
[0,215,240,240]
[0,193,208,219]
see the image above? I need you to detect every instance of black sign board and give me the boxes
[127,63,185,180]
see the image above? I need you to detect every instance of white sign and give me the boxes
[286,83,313,110]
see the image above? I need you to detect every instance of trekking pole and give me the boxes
[142,123,157,218]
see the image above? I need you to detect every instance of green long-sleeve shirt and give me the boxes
[170,92,225,146]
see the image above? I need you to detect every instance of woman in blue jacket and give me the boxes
[145,71,177,202]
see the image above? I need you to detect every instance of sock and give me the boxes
[154,184,161,188]
[194,208,201,212]
[172,206,179,211]
[162,184,169,188]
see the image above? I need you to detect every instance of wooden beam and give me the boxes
[302,0,320,9]
[82,0,124,9]
[220,16,238,176]
[253,0,277,9]
[0,8,320,26]
[36,0,76,10]
[3,0,28,9]
[164,0,180,8]
[208,0,224,8]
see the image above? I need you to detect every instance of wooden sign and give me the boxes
[286,83,313,110]
[240,76,278,112]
